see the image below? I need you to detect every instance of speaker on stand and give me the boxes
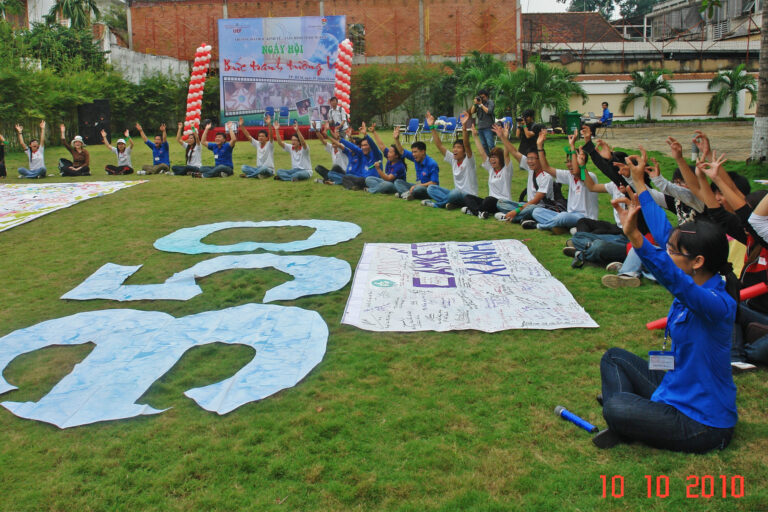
[77,99,111,145]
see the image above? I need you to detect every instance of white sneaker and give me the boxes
[494,212,508,221]
[478,211,489,219]
[314,178,325,184]
[731,361,757,372]
[461,206,472,215]
[137,170,146,175]
[570,227,578,235]
[421,199,435,207]
[394,192,401,198]
[401,192,411,200]
[605,261,623,273]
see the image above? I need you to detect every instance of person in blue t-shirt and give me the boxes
[392,127,439,200]
[366,125,407,194]
[192,121,237,178]
[136,123,170,174]
[586,101,612,135]
[593,148,740,453]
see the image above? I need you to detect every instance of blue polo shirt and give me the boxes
[207,142,234,168]
[403,149,439,185]
[383,147,407,181]
[340,135,382,177]
[145,140,170,165]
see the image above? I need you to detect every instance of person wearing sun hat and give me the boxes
[59,124,91,176]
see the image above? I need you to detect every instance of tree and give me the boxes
[443,51,507,109]
[556,0,658,19]
[491,57,587,121]
[707,64,757,119]
[0,0,21,21]
[619,66,676,122]
[45,0,100,30]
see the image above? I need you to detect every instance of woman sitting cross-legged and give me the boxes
[102,129,134,175]
[274,120,312,182]
[460,123,513,219]
[59,124,91,176]
[364,126,406,194]
[594,148,739,453]
[171,122,202,176]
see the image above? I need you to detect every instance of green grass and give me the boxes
[0,134,766,511]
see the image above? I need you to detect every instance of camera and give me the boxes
[475,96,482,102]
[516,117,523,123]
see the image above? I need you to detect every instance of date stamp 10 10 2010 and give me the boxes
[600,474,745,499]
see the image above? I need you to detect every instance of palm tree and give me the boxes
[0,0,21,21]
[445,51,507,109]
[707,64,757,119]
[45,0,100,29]
[492,57,587,121]
[620,67,677,122]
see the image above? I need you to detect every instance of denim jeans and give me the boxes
[619,247,656,281]
[600,348,734,453]
[495,200,541,223]
[571,232,628,265]
[241,164,274,178]
[18,167,47,178]
[315,164,344,181]
[276,168,311,181]
[532,208,585,230]
[394,179,429,199]
[732,303,768,363]
[477,127,495,157]
[365,176,397,194]
[199,165,233,178]
[171,165,199,176]
[327,170,345,185]
[427,185,467,207]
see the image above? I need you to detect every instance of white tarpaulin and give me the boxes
[342,240,598,332]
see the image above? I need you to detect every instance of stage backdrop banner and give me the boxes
[342,240,599,332]
[218,16,345,125]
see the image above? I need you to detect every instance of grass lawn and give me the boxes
[0,133,766,511]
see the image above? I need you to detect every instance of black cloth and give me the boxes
[315,164,344,181]
[341,174,366,190]
[0,144,5,177]
[518,124,540,156]
[59,159,90,176]
[106,165,134,175]
[464,194,498,215]
[575,218,623,235]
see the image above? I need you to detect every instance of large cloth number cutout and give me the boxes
[0,220,360,428]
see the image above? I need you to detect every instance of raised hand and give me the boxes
[135,123,143,131]
[577,147,587,167]
[568,128,578,148]
[264,114,271,125]
[459,111,469,127]
[595,139,612,160]
[491,124,504,137]
[502,122,510,138]
[696,151,727,180]
[59,123,66,135]
[177,122,183,129]
[100,129,107,138]
[580,125,591,143]
[666,136,683,159]
[40,120,46,129]
[425,111,435,127]
[359,122,367,136]
[625,146,648,184]
[159,123,167,132]
[15,124,23,133]
[273,119,280,128]
[612,188,642,238]
[647,157,661,178]
[693,130,711,157]
[124,129,130,137]
[238,117,245,127]
[369,122,376,133]
[393,126,400,139]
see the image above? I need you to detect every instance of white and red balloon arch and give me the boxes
[333,39,353,115]
[183,43,212,141]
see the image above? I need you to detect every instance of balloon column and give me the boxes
[183,43,213,141]
[333,39,353,116]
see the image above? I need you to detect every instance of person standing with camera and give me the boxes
[516,109,540,156]
[470,89,495,157]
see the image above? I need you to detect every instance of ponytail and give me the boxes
[719,261,741,303]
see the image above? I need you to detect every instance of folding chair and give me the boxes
[419,118,432,141]
[402,118,420,142]
[597,115,614,138]
[439,117,457,142]
[279,106,290,126]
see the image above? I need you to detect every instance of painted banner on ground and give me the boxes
[218,16,345,125]
[0,181,146,233]
[342,240,599,332]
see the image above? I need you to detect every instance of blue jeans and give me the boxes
[619,247,656,281]
[365,176,396,194]
[732,304,768,364]
[426,185,467,207]
[571,232,628,265]
[241,164,274,178]
[171,165,199,176]
[394,179,429,199]
[495,200,541,223]
[276,168,311,181]
[532,208,585,230]
[199,165,233,178]
[600,348,733,453]
[477,127,495,157]
[327,170,345,185]
[18,167,47,178]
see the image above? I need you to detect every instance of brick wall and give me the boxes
[128,0,521,64]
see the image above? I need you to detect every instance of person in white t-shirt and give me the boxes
[460,125,513,219]
[169,123,202,176]
[16,121,47,179]
[422,111,477,209]
[314,122,349,183]
[491,123,555,224]
[102,128,135,175]
[274,120,312,181]
[527,130,599,234]
[240,114,276,178]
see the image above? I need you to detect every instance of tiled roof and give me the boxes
[522,12,626,44]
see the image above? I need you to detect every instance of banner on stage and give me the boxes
[342,240,599,332]
[217,16,346,125]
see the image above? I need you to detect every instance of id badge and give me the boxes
[648,351,675,371]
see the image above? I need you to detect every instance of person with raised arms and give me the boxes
[337,122,382,190]
[392,127,439,200]
[59,124,91,176]
[170,123,202,176]
[313,122,349,184]
[366,125,407,194]
[239,115,276,179]
[15,121,47,179]
[0,132,5,179]
[274,120,312,182]
[192,121,237,178]
[420,111,477,209]
[594,148,739,453]
[102,128,134,175]
[136,123,170,174]
[459,124,513,219]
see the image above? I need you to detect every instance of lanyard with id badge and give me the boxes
[649,326,676,371]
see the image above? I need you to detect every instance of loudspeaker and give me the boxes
[78,99,111,145]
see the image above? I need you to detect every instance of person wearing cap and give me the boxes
[59,124,91,177]
[136,123,170,174]
[102,129,134,175]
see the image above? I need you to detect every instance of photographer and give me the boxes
[516,109,540,156]
[470,89,495,157]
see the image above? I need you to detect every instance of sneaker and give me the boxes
[571,252,585,268]
[240,174,247,178]
[731,361,757,372]
[563,246,577,258]
[400,192,411,200]
[445,202,460,210]
[257,173,270,179]
[565,239,575,248]
[406,192,416,201]
[592,429,623,449]
[494,212,508,222]
[605,261,623,273]
[394,192,401,198]
[596,394,603,406]
[190,172,202,178]
[421,199,435,207]
[137,170,147,175]
[221,171,229,178]
[570,227,578,235]
[601,274,641,288]
[521,220,537,230]
[478,211,489,219]
[552,226,569,235]
[461,206,473,215]
[364,187,370,193]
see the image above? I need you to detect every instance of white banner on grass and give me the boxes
[342,240,598,332]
